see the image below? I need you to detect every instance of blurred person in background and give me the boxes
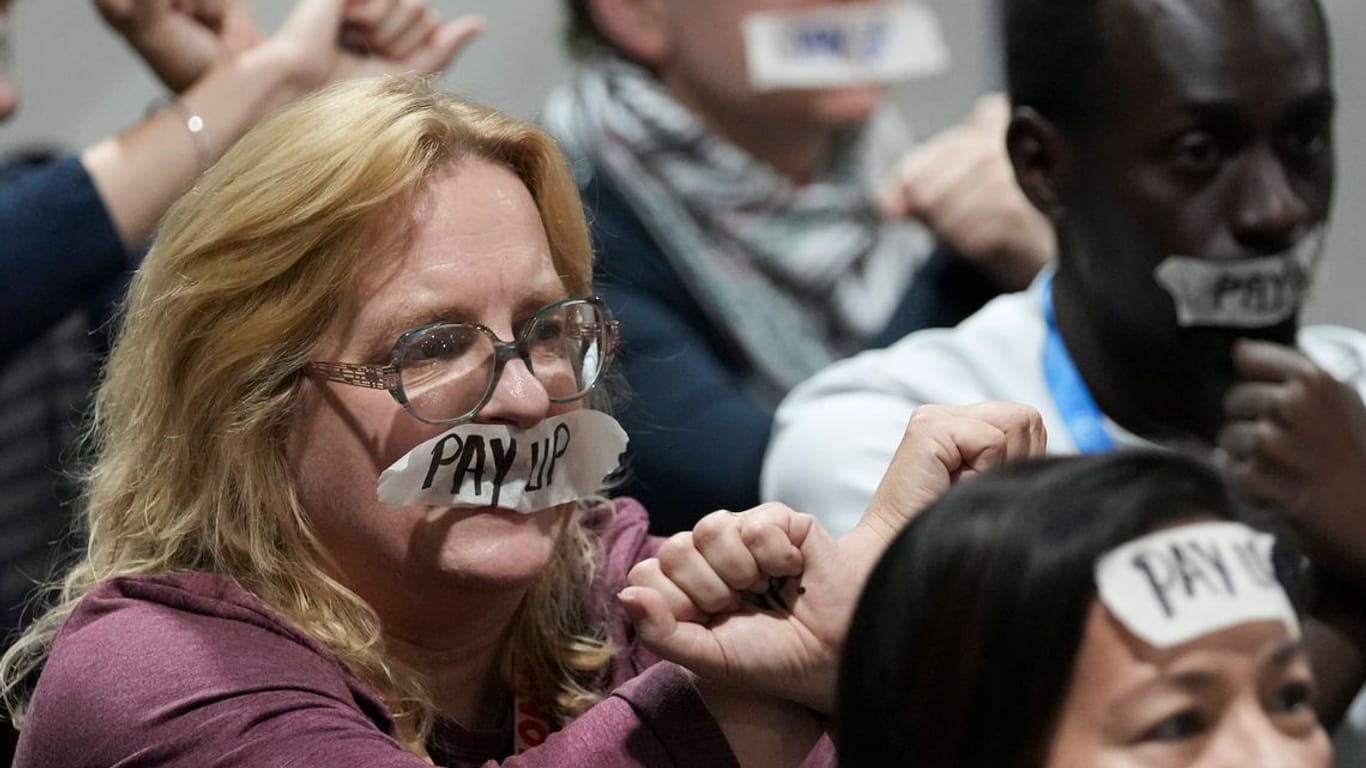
[545,0,1054,531]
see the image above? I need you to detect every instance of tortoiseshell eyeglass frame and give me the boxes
[303,296,619,425]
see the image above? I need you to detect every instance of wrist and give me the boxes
[1308,565,1366,644]
[839,524,894,590]
[234,38,316,109]
[161,98,212,172]
[696,676,826,763]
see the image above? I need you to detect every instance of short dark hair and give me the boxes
[1003,0,1332,128]
[835,451,1249,768]
[1002,0,1107,126]
[564,0,614,58]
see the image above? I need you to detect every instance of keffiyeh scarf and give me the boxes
[543,58,932,395]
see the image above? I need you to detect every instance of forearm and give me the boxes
[80,41,307,250]
[501,662,824,768]
[696,676,826,768]
[1304,573,1366,729]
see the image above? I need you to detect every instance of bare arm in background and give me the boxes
[84,0,483,249]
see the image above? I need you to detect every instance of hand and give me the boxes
[854,401,1047,550]
[621,505,849,714]
[99,0,483,96]
[878,93,1055,291]
[620,401,1046,714]
[1220,339,1366,589]
[95,0,260,93]
[266,0,484,92]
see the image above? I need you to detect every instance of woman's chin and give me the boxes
[418,504,568,590]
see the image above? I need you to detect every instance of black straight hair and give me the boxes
[564,0,615,58]
[835,450,1247,768]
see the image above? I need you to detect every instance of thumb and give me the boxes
[277,0,346,51]
[877,146,931,219]
[400,15,485,75]
[218,0,262,54]
[619,587,726,678]
[968,92,1010,131]
[875,178,908,219]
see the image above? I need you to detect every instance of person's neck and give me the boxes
[661,79,835,182]
[383,591,525,730]
[1051,266,1227,446]
[728,123,831,183]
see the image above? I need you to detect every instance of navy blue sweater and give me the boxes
[0,155,128,365]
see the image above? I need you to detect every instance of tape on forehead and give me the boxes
[1153,227,1325,328]
[1095,521,1299,649]
[741,3,950,92]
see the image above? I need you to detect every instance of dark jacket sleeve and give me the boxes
[584,173,773,534]
[0,156,129,365]
[18,574,745,768]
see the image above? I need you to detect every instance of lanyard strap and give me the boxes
[1042,274,1116,454]
[513,695,551,754]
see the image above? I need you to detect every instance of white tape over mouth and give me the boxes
[1153,229,1324,328]
[742,3,950,92]
[376,410,628,512]
[1095,521,1300,649]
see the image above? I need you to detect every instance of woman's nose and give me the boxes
[475,357,551,430]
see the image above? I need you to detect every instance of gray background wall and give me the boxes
[3,1,1360,326]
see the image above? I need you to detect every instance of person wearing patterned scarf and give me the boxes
[547,0,1054,531]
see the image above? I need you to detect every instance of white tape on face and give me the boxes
[1095,521,1300,649]
[742,3,950,92]
[376,410,628,512]
[1153,229,1324,328]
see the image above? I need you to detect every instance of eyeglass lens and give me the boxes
[396,301,608,422]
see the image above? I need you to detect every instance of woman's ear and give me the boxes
[587,0,669,66]
[1006,106,1070,222]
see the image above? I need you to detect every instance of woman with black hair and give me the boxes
[837,451,1332,767]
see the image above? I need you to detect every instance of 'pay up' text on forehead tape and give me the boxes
[1095,521,1300,649]
[1154,228,1325,329]
[742,2,949,92]
[377,410,628,512]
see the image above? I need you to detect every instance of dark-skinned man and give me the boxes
[764,0,1366,756]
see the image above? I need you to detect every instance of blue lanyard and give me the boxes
[1042,274,1116,454]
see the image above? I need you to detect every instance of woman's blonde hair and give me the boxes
[0,76,613,749]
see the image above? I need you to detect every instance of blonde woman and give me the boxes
[0,76,1042,766]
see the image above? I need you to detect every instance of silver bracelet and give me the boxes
[166,99,212,171]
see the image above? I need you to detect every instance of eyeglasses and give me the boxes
[305,297,619,425]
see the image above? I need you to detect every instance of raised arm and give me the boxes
[620,403,1045,763]
[84,0,482,250]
